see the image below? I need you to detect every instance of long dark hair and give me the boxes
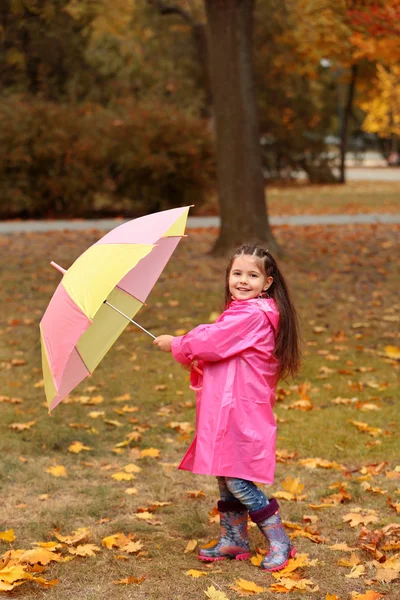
[224,243,301,380]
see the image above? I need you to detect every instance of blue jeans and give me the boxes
[217,476,269,512]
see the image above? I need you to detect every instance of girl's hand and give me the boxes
[153,335,174,353]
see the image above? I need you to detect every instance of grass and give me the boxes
[195,181,400,216]
[0,216,399,599]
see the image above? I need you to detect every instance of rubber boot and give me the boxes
[198,500,251,562]
[250,498,296,571]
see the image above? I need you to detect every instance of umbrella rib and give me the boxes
[103,300,156,339]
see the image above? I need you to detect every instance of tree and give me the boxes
[149,0,276,255]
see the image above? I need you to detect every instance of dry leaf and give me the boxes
[185,569,207,578]
[9,421,36,431]
[204,585,230,600]
[184,540,198,553]
[230,578,267,594]
[54,527,90,545]
[345,564,365,578]
[68,544,101,557]
[45,465,67,477]
[0,530,16,543]
[112,472,135,481]
[68,441,92,453]
[139,448,160,458]
[113,576,145,585]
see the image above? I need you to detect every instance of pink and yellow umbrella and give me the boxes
[40,206,190,412]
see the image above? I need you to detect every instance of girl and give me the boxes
[153,243,301,572]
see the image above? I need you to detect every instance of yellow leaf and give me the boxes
[139,448,160,458]
[204,585,230,599]
[45,465,67,477]
[350,592,384,600]
[0,529,16,543]
[281,475,305,495]
[68,441,92,453]
[345,564,365,578]
[113,576,145,585]
[9,421,36,431]
[326,595,341,600]
[184,539,198,553]
[382,345,400,360]
[120,540,143,554]
[185,569,207,578]
[68,544,101,557]
[250,553,264,567]
[54,527,90,545]
[124,463,142,473]
[20,549,64,565]
[273,491,295,501]
[125,487,138,495]
[102,533,131,549]
[232,578,267,593]
[112,472,134,481]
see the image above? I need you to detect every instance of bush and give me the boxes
[0,97,215,218]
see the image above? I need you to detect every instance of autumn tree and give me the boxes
[149,0,275,255]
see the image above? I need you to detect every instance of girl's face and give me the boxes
[228,255,272,301]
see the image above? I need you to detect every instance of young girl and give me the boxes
[153,243,301,572]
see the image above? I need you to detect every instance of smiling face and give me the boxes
[228,255,273,301]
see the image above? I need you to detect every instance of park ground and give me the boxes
[0,182,399,600]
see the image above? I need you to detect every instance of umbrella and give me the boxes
[40,206,191,412]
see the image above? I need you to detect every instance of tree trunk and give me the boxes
[339,64,358,184]
[204,0,276,255]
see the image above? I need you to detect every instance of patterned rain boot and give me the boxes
[198,500,251,562]
[250,498,296,572]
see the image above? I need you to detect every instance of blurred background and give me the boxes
[0,0,399,222]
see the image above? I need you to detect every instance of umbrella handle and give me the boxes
[50,261,67,275]
[192,364,203,376]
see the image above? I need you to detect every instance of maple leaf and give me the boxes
[326,595,341,600]
[230,578,267,594]
[102,533,132,549]
[68,441,92,453]
[45,465,67,477]
[125,487,138,495]
[113,576,145,585]
[0,530,16,543]
[119,540,143,554]
[345,564,365,578]
[184,539,198,553]
[112,472,135,481]
[9,420,36,431]
[124,463,142,473]
[269,577,316,592]
[20,549,64,565]
[350,592,384,600]
[204,585,230,600]
[185,569,207,578]
[187,490,206,498]
[139,448,160,458]
[68,544,101,557]
[343,512,379,528]
[54,527,91,545]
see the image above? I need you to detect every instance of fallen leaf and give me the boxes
[45,465,67,477]
[185,569,207,578]
[230,578,267,594]
[112,576,145,585]
[68,441,92,454]
[184,539,198,553]
[9,421,36,431]
[68,544,101,557]
[0,530,16,543]
[204,585,230,600]
[139,448,160,458]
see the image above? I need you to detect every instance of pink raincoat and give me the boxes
[171,298,280,484]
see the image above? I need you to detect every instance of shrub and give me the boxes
[0,97,215,218]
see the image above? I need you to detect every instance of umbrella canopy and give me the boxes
[40,206,190,411]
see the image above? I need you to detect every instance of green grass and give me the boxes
[195,180,400,216]
[0,221,399,599]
